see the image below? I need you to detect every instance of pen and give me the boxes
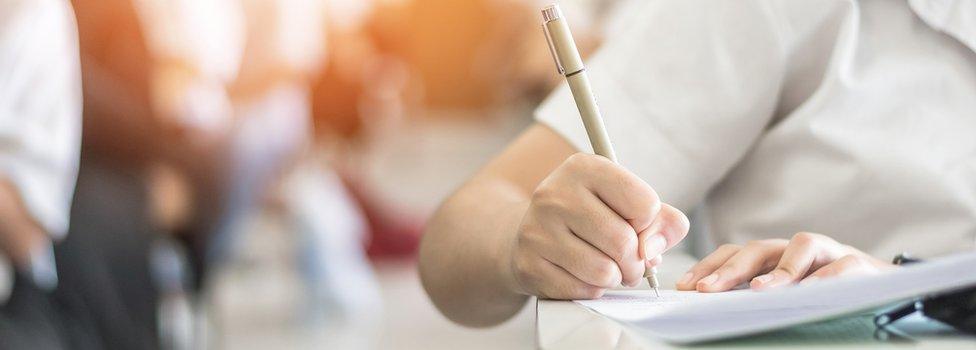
[541,4,660,297]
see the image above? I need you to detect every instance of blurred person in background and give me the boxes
[72,0,383,346]
[68,0,243,347]
[234,0,381,325]
[0,0,82,348]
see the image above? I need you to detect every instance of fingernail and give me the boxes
[643,234,667,260]
[678,272,694,285]
[752,274,774,285]
[699,274,718,286]
[800,276,819,285]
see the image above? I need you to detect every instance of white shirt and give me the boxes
[0,0,82,239]
[537,0,976,259]
[0,0,82,300]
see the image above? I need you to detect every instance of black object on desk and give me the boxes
[874,253,976,335]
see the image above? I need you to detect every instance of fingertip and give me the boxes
[676,281,697,291]
[749,279,763,290]
[757,271,793,289]
[695,274,720,293]
[653,205,690,252]
[645,255,663,269]
[674,272,695,290]
[640,234,667,261]
[750,274,774,290]
[665,204,691,236]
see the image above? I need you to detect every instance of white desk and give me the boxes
[535,254,976,349]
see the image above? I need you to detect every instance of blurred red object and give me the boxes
[340,174,423,260]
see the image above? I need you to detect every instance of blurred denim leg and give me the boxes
[150,237,194,350]
[285,157,382,325]
[202,84,310,276]
[0,274,75,350]
[52,158,160,349]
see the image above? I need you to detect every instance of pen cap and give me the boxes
[542,5,585,75]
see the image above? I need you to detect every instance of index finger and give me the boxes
[756,233,846,289]
[568,154,662,233]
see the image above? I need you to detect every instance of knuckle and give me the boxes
[530,184,559,204]
[744,240,766,250]
[839,254,865,265]
[517,224,546,247]
[618,178,658,211]
[608,232,638,261]
[592,261,619,286]
[776,264,802,277]
[530,191,565,216]
[566,153,597,170]
[791,232,821,246]
[744,240,785,260]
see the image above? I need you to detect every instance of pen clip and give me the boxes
[542,23,565,75]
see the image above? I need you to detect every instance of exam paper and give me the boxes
[574,252,976,344]
[575,290,744,321]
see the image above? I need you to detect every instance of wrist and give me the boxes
[493,202,530,297]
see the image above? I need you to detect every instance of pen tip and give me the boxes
[654,287,661,297]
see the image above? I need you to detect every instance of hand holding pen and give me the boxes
[495,4,690,299]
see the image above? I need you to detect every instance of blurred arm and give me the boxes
[0,180,51,269]
[0,0,82,276]
[72,0,162,163]
[419,124,574,327]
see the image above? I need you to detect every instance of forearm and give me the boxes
[419,177,531,327]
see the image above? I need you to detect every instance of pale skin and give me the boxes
[0,179,51,270]
[419,123,895,327]
[680,232,896,293]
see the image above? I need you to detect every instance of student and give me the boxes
[419,0,976,327]
[0,0,82,347]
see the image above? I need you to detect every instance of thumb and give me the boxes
[638,204,690,261]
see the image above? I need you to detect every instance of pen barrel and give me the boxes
[543,13,585,76]
[545,5,649,284]
[566,73,617,162]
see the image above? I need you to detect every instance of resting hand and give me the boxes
[678,232,895,292]
[508,153,690,299]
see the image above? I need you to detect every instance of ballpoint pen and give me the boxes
[541,4,661,297]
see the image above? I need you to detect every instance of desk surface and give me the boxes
[535,254,975,349]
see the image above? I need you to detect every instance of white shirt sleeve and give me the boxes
[536,0,790,211]
[0,0,83,239]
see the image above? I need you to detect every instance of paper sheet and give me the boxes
[573,252,976,344]
[575,290,743,321]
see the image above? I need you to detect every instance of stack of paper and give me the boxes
[575,252,976,344]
